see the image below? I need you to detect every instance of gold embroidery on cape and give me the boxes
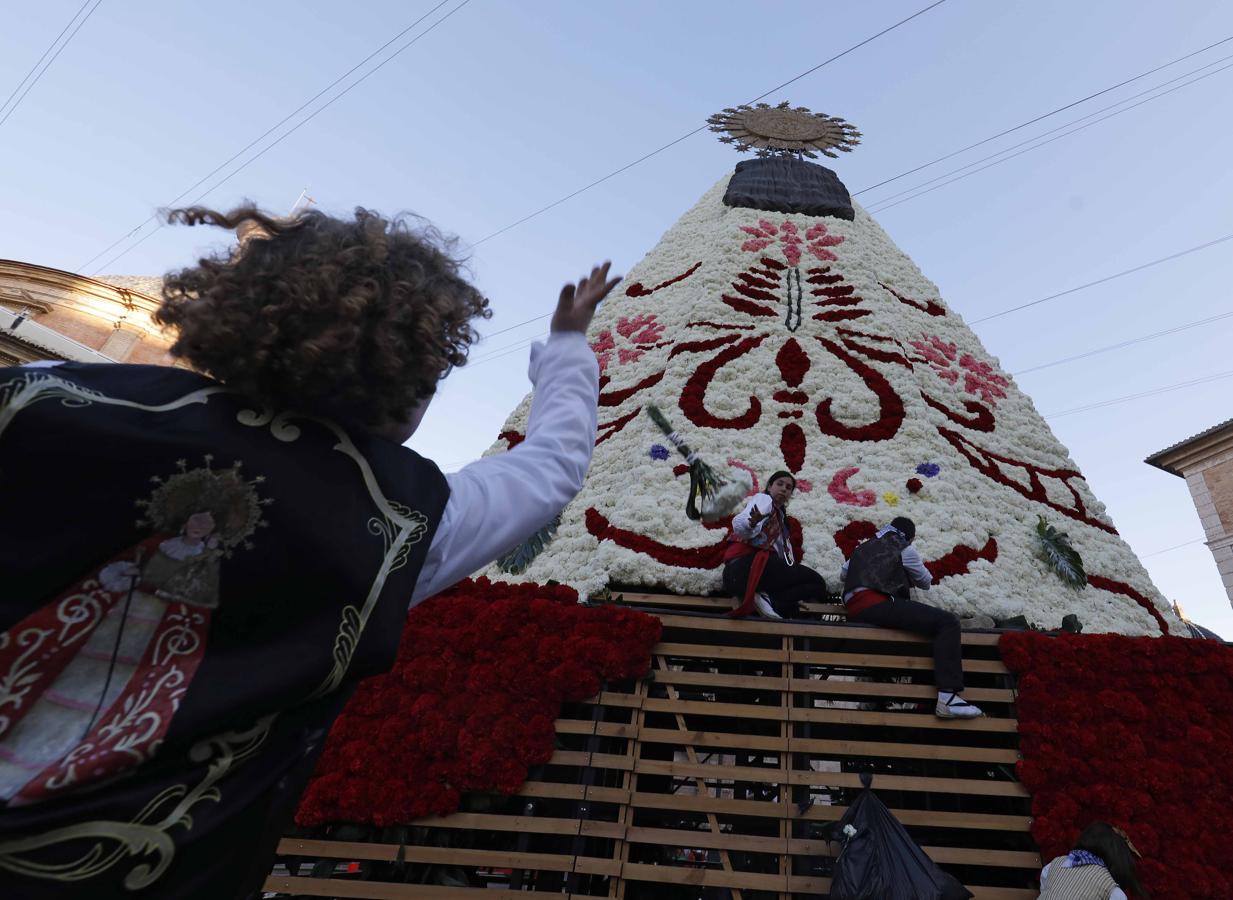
[237,407,430,699]
[0,716,272,888]
[0,380,434,888]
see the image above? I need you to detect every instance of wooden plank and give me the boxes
[795,804,1031,832]
[789,734,1020,764]
[637,726,788,753]
[620,861,785,892]
[782,878,1040,900]
[652,668,1014,703]
[642,696,787,721]
[633,759,1028,798]
[263,877,567,899]
[788,676,1013,704]
[654,642,788,662]
[793,648,1009,674]
[403,813,581,835]
[789,705,1019,732]
[274,840,576,873]
[655,612,1002,646]
[787,839,1040,867]
[624,826,785,854]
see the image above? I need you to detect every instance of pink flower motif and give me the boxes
[617,348,644,365]
[828,467,877,507]
[616,314,665,344]
[591,315,665,373]
[910,334,1009,404]
[739,218,845,267]
[959,354,1009,405]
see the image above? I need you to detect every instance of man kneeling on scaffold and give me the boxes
[840,517,983,719]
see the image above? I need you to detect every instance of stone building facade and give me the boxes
[0,260,176,366]
[1147,419,1233,608]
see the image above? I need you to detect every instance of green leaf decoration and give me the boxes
[495,514,561,575]
[1034,516,1087,589]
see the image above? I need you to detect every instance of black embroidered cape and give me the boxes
[0,363,448,898]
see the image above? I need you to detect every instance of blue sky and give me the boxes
[3,0,1232,633]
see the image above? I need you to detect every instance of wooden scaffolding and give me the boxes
[264,594,1039,899]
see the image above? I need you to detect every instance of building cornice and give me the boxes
[1146,419,1233,477]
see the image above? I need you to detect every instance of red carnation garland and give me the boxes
[1001,631,1233,899]
[296,578,662,827]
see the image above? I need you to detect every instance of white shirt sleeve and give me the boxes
[1039,860,1050,888]
[410,331,599,605]
[730,494,769,540]
[901,543,932,590]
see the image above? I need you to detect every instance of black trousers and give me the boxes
[849,596,964,692]
[722,555,826,618]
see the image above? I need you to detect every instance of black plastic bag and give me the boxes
[829,773,973,900]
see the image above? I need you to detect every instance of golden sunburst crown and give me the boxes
[135,455,271,553]
[707,102,861,159]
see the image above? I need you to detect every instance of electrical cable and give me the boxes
[970,231,1233,325]
[469,0,951,247]
[851,33,1233,196]
[1012,309,1233,376]
[78,0,467,274]
[1044,368,1233,418]
[866,57,1233,215]
[0,0,103,129]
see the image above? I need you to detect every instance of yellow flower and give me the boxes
[882,491,900,507]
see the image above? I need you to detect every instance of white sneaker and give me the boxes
[935,692,983,719]
[753,592,782,619]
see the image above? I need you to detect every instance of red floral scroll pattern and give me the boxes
[938,426,1116,533]
[1088,574,1169,634]
[921,392,996,432]
[297,578,661,826]
[586,507,804,569]
[625,261,701,297]
[879,281,946,317]
[815,337,905,442]
[598,370,665,408]
[677,334,767,429]
[780,423,806,473]
[1000,631,1230,897]
[924,538,998,583]
[596,408,642,445]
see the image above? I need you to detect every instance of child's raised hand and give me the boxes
[552,262,621,334]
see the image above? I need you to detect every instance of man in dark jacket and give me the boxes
[840,517,982,719]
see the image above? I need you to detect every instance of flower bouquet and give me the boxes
[645,404,752,522]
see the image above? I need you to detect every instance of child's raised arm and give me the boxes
[411,263,621,603]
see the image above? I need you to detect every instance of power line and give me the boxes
[1141,538,1204,559]
[1012,309,1233,376]
[866,56,1233,215]
[970,231,1233,325]
[1044,368,1233,419]
[0,0,103,130]
[469,0,950,247]
[866,52,1233,210]
[80,0,469,275]
[851,33,1233,197]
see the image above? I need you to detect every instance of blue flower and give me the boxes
[649,444,670,461]
[916,462,940,478]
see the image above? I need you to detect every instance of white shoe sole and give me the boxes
[753,594,782,619]
[935,704,984,719]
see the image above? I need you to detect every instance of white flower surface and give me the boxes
[481,173,1180,636]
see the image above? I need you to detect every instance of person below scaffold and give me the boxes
[722,471,828,619]
[840,517,984,719]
